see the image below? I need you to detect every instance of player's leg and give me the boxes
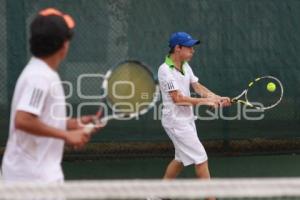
[163,159,184,179]
[195,161,216,200]
[194,160,211,179]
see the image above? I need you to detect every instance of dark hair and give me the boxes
[168,47,175,54]
[168,45,183,54]
[29,14,73,57]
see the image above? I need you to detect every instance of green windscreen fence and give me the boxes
[1,0,300,157]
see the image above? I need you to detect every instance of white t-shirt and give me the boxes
[158,56,199,125]
[2,57,67,182]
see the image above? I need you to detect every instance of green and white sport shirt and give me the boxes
[158,56,199,124]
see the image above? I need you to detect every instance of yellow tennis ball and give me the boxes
[267,82,276,92]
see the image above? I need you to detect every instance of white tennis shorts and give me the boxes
[163,120,207,166]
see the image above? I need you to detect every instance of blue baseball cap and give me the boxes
[168,32,200,48]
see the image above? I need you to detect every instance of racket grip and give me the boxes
[83,123,94,134]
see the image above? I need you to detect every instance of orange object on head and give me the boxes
[39,8,62,16]
[63,15,75,29]
[39,8,75,29]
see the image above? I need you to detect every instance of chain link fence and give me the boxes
[1,0,300,156]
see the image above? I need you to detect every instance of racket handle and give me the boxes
[83,123,94,134]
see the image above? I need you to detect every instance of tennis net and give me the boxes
[0,178,300,199]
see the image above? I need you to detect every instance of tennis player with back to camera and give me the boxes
[158,32,231,200]
[1,8,101,183]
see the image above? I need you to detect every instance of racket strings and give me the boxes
[107,62,157,114]
[245,77,283,109]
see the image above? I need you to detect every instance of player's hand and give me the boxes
[65,129,91,149]
[218,97,231,107]
[208,94,231,107]
[204,97,220,108]
[80,115,104,134]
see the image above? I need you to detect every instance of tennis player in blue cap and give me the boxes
[158,32,230,200]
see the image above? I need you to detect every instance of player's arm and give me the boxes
[15,111,89,148]
[168,90,219,107]
[191,82,231,107]
[191,82,218,98]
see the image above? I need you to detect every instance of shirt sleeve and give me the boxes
[187,64,199,83]
[158,66,179,92]
[16,76,50,116]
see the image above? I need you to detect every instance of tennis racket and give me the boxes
[83,60,159,133]
[231,75,283,110]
